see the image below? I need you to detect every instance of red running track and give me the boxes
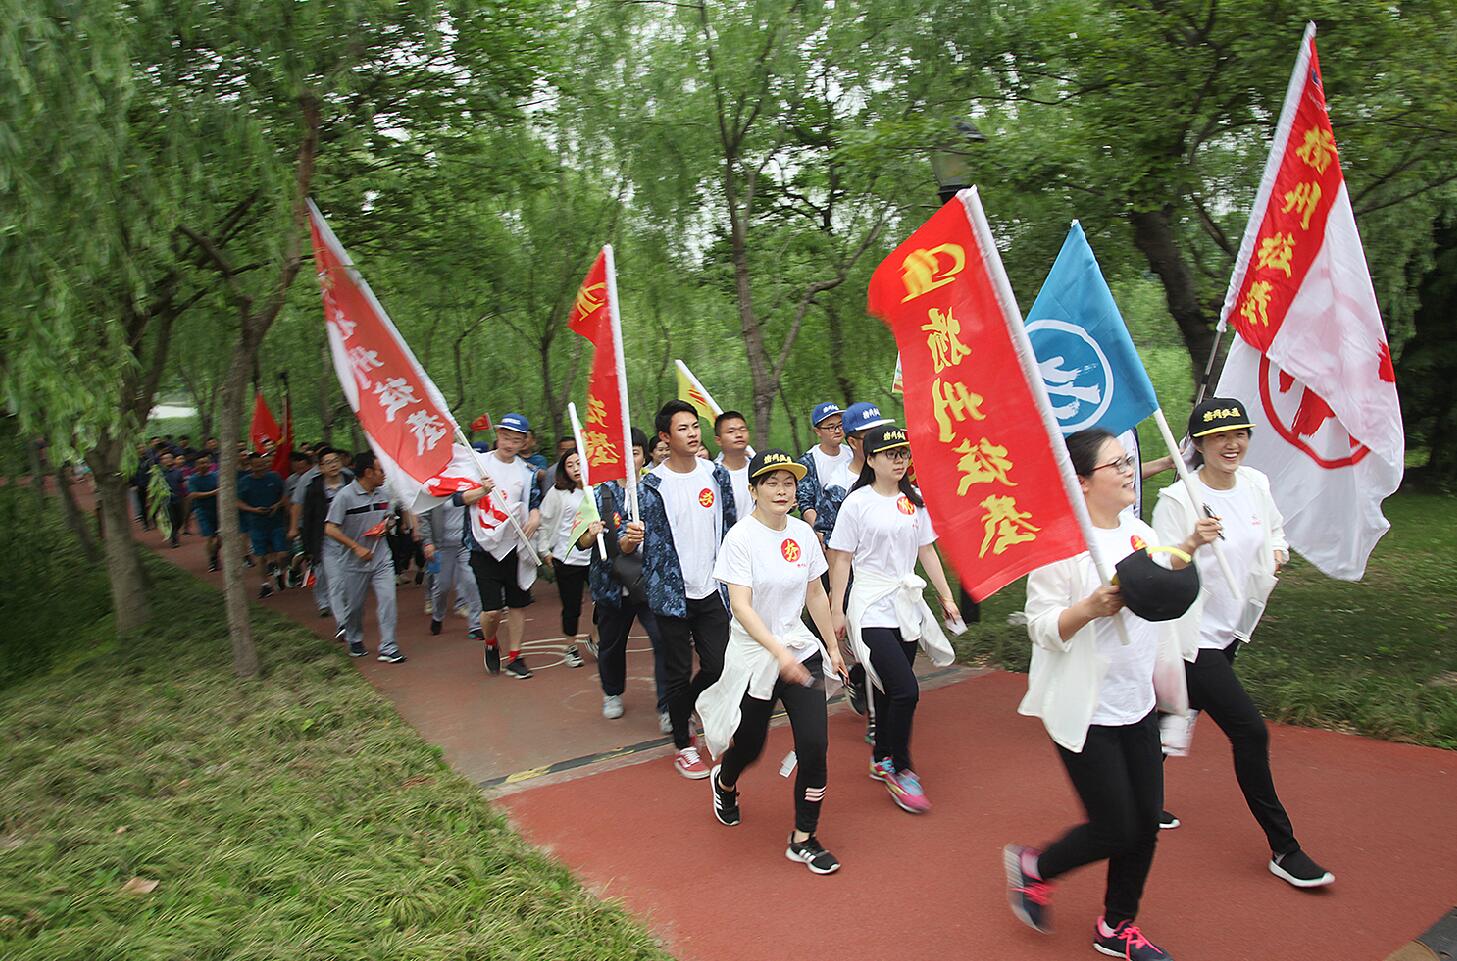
[501,671,1456,961]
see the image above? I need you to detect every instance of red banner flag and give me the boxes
[1215,24,1402,578]
[468,412,493,434]
[868,188,1093,601]
[568,247,634,488]
[308,201,458,505]
[270,386,293,477]
[249,391,281,452]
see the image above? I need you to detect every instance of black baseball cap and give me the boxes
[862,425,910,458]
[1114,547,1201,622]
[1188,396,1254,439]
[748,448,807,482]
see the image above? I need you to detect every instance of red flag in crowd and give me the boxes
[567,247,634,488]
[1215,24,1403,579]
[270,385,293,477]
[468,412,493,433]
[867,188,1094,601]
[308,200,458,506]
[249,391,281,452]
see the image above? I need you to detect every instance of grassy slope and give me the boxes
[949,489,1457,748]
[0,493,669,961]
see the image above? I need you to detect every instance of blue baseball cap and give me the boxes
[497,412,530,433]
[842,402,891,436]
[810,402,843,427]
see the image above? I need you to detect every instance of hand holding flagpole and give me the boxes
[1151,409,1240,598]
[451,425,541,567]
[568,402,609,560]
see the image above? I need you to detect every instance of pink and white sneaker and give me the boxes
[884,768,930,814]
[674,744,710,780]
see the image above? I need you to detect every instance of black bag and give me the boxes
[610,550,648,606]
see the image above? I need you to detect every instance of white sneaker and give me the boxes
[563,646,584,668]
[602,694,624,719]
[658,711,673,735]
[423,598,434,614]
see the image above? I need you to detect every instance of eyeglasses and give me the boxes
[1092,455,1136,475]
[817,421,844,433]
[877,449,911,462]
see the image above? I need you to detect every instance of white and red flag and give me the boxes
[568,246,637,514]
[1215,23,1403,579]
[308,200,458,508]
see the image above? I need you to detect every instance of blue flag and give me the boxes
[1025,222,1159,436]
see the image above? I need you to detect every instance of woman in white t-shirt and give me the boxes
[1004,429,1218,961]
[1150,397,1334,890]
[534,450,594,669]
[696,449,847,875]
[827,425,959,815]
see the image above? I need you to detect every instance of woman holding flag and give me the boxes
[1151,398,1334,889]
[1005,429,1219,961]
[828,424,958,815]
[535,448,594,669]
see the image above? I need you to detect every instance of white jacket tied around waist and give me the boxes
[846,569,955,692]
[696,619,842,760]
[1020,550,1187,754]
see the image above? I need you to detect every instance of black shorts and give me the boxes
[469,548,533,611]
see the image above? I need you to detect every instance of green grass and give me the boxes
[0,492,670,961]
[947,490,1457,749]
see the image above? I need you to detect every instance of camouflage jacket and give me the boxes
[624,463,737,619]
[796,449,852,539]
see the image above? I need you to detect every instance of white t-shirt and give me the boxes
[652,459,724,600]
[1086,514,1161,726]
[543,487,591,566]
[827,485,937,628]
[808,445,852,489]
[477,452,536,561]
[822,459,860,495]
[714,515,828,662]
[1192,473,1264,650]
[716,454,753,523]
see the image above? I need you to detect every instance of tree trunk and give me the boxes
[86,441,150,632]
[1129,205,1219,392]
[778,383,803,453]
[55,466,101,562]
[217,355,260,678]
[824,302,856,404]
[729,209,776,444]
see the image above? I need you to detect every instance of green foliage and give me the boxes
[948,489,1457,749]
[0,487,668,960]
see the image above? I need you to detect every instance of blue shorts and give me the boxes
[194,512,219,537]
[249,523,287,556]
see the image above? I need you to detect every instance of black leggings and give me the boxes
[862,627,919,771]
[1185,642,1298,854]
[718,654,829,834]
[1039,710,1162,927]
[552,559,590,636]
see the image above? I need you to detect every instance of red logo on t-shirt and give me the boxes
[698,488,715,508]
[1130,534,1147,551]
[781,538,801,563]
[896,495,916,515]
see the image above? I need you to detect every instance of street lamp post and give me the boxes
[930,119,986,205]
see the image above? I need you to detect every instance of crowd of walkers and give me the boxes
[137,394,1332,961]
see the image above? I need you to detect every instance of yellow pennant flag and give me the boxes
[676,361,719,420]
[569,488,602,547]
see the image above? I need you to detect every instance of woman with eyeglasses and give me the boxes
[828,424,959,815]
[1150,397,1334,890]
[1005,428,1219,961]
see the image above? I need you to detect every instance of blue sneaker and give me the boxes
[869,757,895,782]
[1003,844,1053,934]
[1093,918,1172,960]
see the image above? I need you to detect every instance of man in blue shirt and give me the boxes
[237,452,288,597]
[185,452,221,572]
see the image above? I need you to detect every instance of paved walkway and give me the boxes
[139,518,1456,961]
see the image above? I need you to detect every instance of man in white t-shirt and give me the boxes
[713,409,753,523]
[454,413,543,679]
[796,402,850,533]
[620,399,738,779]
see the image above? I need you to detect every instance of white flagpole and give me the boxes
[674,359,724,418]
[1151,408,1240,596]
[960,186,1131,643]
[603,245,639,523]
[451,425,541,566]
[568,401,609,559]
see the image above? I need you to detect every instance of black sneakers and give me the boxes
[429,617,443,636]
[377,650,407,664]
[504,656,531,679]
[348,640,366,657]
[258,583,274,599]
[317,606,331,619]
[1269,848,1335,888]
[1003,844,1054,934]
[1159,810,1180,830]
[785,834,840,875]
[563,646,584,668]
[483,644,501,675]
[710,765,740,826]
[1093,918,1173,960]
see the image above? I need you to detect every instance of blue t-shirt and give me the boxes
[238,471,285,529]
[187,471,219,521]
